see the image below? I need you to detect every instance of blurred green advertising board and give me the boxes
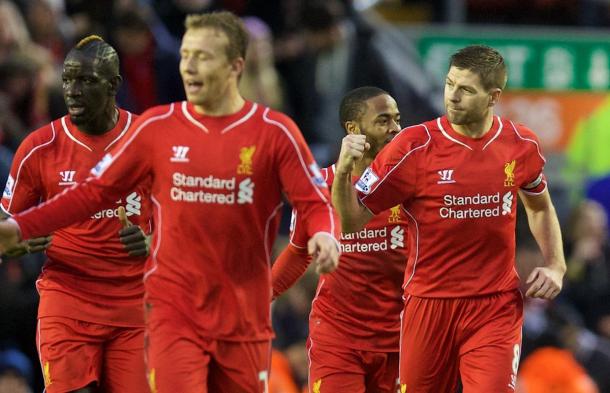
[418,33,610,91]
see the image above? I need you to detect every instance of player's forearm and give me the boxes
[15,180,119,239]
[271,244,311,299]
[332,170,368,233]
[526,204,566,274]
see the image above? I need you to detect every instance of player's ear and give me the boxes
[345,121,360,135]
[231,57,245,79]
[488,88,502,107]
[108,75,122,96]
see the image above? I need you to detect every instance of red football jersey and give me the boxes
[289,165,407,351]
[14,100,338,341]
[355,115,547,298]
[2,109,152,326]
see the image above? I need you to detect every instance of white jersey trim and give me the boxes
[104,111,133,151]
[262,108,336,238]
[8,123,57,213]
[509,121,547,164]
[401,206,420,291]
[221,103,258,134]
[181,101,209,133]
[143,195,162,282]
[361,124,431,205]
[437,117,472,150]
[482,116,503,150]
[61,116,92,151]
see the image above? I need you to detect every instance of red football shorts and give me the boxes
[145,302,271,393]
[36,316,147,393]
[399,290,523,393]
[307,338,399,393]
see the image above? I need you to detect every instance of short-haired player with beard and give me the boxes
[332,45,566,392]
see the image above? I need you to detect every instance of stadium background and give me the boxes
[0,0,608,391]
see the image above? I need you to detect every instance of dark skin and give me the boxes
[3,46,149,260]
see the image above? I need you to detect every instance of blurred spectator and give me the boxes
[0,54,64,150]
[152,0,216,38]
[0,348,33,393]
[517,346,599,393]
[564,200,610,337]
[24,0,73,65]
[112,8,184,113]
[239,16,284,110]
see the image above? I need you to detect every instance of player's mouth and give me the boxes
[67,105,86,116]
[185,80,204,94]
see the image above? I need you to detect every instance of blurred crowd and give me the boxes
[0,0,609,392]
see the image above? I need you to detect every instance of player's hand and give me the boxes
[525,266,564,300]
[308,233,340,274]
[0,219,22,258]
[118,206,150,257]
[336,134,369,175]
[3,236,52,258]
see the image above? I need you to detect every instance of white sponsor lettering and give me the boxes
[173,173,235,189]
[355,168,379,194]
[3,175,14,199]
[339,226,405,253]
[91,191,141,219]
[439,192,515,220]
[170,172,255,205]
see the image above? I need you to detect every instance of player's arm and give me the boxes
[271,243,311,300]
[332,134,374,233]
[271,111,340,274]
[519,188,566,300]
[0,138,52,258]
[0,210,51,258]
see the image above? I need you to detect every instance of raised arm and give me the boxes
[519,189,566,299]
[332,134,374,233]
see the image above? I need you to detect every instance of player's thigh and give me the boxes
[459,291,523,393]
[307,338,366,393]
[146,310,211,393]
[399,296,460,393]
[207,339,271,393]
[364,351,399,393]
[37,317,104,393]
[102,326,148,393]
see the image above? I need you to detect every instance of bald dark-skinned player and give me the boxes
[0,36,152,393]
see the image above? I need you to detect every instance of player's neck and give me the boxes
[450,112,494,139]
[79,107,119,136]
[193,88,245,117]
